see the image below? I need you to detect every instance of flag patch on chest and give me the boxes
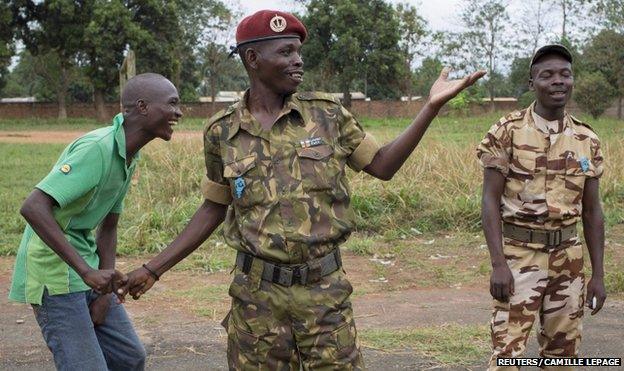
[299,137,324,148]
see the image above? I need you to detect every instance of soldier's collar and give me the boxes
[228,90,303,140]
[526,102,572,135]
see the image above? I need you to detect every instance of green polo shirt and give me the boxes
[9,113,138,305]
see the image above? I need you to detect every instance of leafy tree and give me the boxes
[583,29,624,118]
[507,56,531,98]
[574,71,615,118]
[0,1,16,93]
[11,0,91,118]
[594,0,624,32]
[451,0,511,110]
[412,57,443,97]
[396,2,428,99]
[302,0,407,106]
[83,1,139,121]
[513,0,555,55]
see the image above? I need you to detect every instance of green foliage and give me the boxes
[582,29,624,118]
[517,91,534,109]
[412,57,443,97]
[302,0,409,103]
[574,72,616,118]
[0,1,15,92]
[359,324,489,365]
[507,57,531,98]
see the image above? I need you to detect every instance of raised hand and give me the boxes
[82,268,128,295]
[116,266,157,301]
[428,67,486,109]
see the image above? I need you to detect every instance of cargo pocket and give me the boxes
[225,312,276,366]
[330,320,359,362]
[565,155,593,193]
[296,144,340,192]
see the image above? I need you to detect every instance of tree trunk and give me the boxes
[58,64,68,119]
[210,74,216,114]
[618,95,622,119]
[342,85,352,108]
[94,88,108,123]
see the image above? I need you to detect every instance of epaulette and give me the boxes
[569,114,596,133]
[499,109,525,124]
[295,91,340,104]
[206,104,236,127]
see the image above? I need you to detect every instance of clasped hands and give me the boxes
[82,265,157,303]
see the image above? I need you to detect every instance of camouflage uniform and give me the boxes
[477,103,604,371]
[202,91,380,370]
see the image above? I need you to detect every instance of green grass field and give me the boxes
[1,113,623,293]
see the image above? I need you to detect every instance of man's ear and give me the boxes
[136,99,148,115]
[245,48,260,70]
[528,78,534,92]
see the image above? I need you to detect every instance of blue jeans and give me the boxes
[32,289,146,371]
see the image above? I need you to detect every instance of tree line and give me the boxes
[1,0,622,120]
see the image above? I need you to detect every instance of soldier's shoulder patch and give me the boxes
[570,114,597,133]
[296,91,339,104]
[206,105,236,127]
[502,109,525,123]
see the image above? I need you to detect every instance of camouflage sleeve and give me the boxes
[338,105,380,172]
[202,123,232,205]
[590,136,604,178]
[476,121,512,176]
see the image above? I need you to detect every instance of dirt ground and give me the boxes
[1,253,623,371]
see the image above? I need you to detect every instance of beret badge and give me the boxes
[270,14,287,32]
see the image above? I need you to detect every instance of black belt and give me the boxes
[235,249,342,287]
[503,223,577,246]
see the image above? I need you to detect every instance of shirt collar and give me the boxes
[228,90,303,141]
[526,102,572,135]
[112,113,140,164]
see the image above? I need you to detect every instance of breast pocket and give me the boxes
[223,154,267,208]
[506,152,537,197]
[565,155,594,194]
[296,144,341,192]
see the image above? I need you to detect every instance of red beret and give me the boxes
[236,10,307,48]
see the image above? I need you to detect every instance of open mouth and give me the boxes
[549,91,567,98]
[168,120,178,126]
[288,71,304,83]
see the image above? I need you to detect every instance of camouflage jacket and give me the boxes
[202,91,380,264]
[476,102,604,230]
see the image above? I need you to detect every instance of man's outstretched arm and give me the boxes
[582,177,606,315]
[363,68,486,180]
[482,168,514,303]
[20,189,125,293]
[121,199,228,299]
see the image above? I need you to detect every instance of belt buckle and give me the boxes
[547,229,562,247]
[292,266,308,285]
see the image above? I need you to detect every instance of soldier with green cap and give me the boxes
[477,44,606,370]
[120,9,485,369]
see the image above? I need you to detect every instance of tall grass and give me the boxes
[1,114,623,256]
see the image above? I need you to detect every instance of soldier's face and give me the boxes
[144,80,182,141]
[529,55,573,110]
[253,38,304,95]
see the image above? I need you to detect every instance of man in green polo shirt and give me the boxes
[9,73,182,371]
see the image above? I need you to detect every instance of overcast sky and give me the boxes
[239,0,464,32]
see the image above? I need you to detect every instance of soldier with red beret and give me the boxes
[120,10,485,369]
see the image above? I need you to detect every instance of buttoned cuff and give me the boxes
[348,133,380,172]
[201,176,232,205]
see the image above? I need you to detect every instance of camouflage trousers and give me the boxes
[489,242,584,371]
[222,258,364,371]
